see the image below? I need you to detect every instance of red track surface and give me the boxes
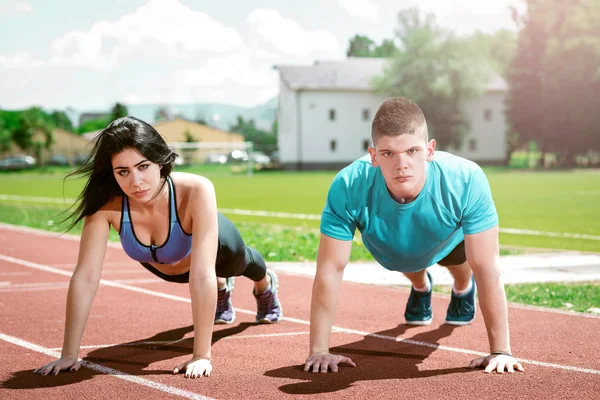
[1,225,599,399]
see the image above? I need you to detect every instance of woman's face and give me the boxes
[111,148,163,203]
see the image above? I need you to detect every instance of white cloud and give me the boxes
[401,0,523,35]
[48,0,245,69]
[0,0,343,109]
[338,0,379,22]
[247,9,342,58]
[0,0,32,15]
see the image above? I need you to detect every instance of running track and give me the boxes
[0,224,598,399]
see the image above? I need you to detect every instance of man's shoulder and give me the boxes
[333,155,377,186]
[433,151,483,179]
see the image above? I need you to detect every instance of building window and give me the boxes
[362,109,370,121]
[363,139,370,151]
[468,138,477,151]
[329,109,336,121]
[484,108,492,121]
[330,139,337,152]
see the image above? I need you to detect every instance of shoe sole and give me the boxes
[256,269,282,324]
[444,319,473,326]
[214,318,235,325]
[405,318,433,326]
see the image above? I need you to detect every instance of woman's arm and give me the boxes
[35,212,110,375]
[172,176,219,378]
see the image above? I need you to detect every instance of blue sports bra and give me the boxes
[119,175,192,264]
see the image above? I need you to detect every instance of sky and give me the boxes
[0,0,526,111]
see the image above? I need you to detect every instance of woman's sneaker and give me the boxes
[214,277,235,324]
[254,270,283,324]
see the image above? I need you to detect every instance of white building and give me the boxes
[275,58,507,170]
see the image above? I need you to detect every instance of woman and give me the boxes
[33,116,282,378]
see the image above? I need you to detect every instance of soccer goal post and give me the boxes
[168,141,255,176]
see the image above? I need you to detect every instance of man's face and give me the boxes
[368,133,436,202]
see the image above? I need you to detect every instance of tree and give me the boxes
[50,111,74,132]
[541,0,600,166]
[271,120,278,135]
[468,29,518,77]
[11,108,54,162]
[230,115,277,153]
[373,8,494,149]
[507,0,600,167]
[0,119,12,152]
[110,103,129,122]
[505,5,547,165]
[347,34,376,57]
[77,117,109,134]
[347,34,397,57]
[373,38,397,57]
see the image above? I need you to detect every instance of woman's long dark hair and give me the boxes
[63,116,179,231]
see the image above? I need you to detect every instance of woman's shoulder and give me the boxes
[89,195,122,228]
[170,172,215,202]
[97,195,123,211]
[171,172,214,190]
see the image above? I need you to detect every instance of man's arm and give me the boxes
[304,234,357,373]
[464,225,524,373]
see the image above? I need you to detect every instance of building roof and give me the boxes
[275,57,507,92]
[81,118,243,143]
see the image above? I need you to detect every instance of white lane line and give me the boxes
[50,332,311,351]
[0,272,31,277]
[0,286,69,293]
[0,278,164,292]
[0,223,123,249]
[0,282,70,292]
[2,199,599,240]
[3,282,69,288]
[1,253,599,376]
[50,262,134,268]
[0,333,214,400]
[327,327,600,375]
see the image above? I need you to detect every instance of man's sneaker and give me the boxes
[214,277,235,324]
[254,269,283,324]
[445,274,476,325]
[404,271,433,326]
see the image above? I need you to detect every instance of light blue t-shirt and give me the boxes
[320,151,498,272]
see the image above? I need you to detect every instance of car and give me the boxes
[72,154,90,165]
[228,149,249,163]
[250,151,271,165]
[205,153,228,165]
[48,154,69,166]
[0,155,36,170]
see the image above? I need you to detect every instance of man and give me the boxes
[304,97,524,374]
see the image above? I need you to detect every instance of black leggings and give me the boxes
[140,212,267,284]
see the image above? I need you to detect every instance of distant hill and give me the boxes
[66,98,278,132]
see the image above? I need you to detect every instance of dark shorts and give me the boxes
[437,241,467,267]
[140,212,267,284]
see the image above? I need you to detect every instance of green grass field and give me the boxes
[1,165,599,312]
[1,165,599,252]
